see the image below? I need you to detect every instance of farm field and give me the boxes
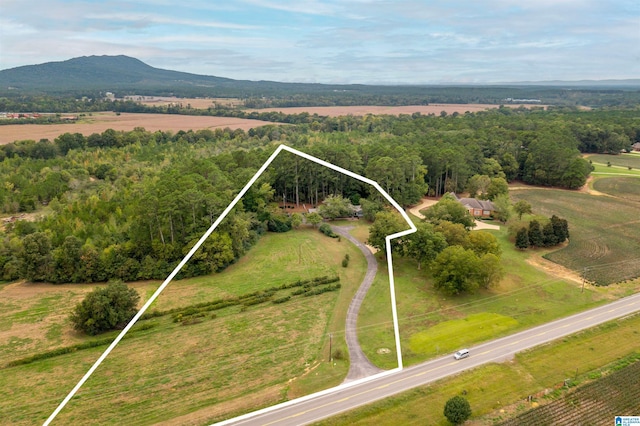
[0,227,368,425]
[499,358,640,425]
[510,188,640,286]
[246,103,546,117]
[130,96,243,109]
[0,112,276,145]
[593,176,640,202]
[316,312,640,426]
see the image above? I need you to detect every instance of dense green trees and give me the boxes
[1,105,631,285]
[403,222,447,270]
[517,215,569,250]
[367,211,408,252]
[317,195,355,220]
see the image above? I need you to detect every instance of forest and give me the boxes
[1,106,639,284]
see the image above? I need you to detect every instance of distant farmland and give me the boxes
[511,188,640,285]
[247,103,546,117]
[0,112,277,145]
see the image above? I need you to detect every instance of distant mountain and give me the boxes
[1,55,639,107]
[500,79,640,88]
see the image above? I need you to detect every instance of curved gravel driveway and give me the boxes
[331,225,384,382]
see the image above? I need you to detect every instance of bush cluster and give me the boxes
[319,223,339,238]
[515,215,569,250]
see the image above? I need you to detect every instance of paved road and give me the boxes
[331,225,383,382]
[218,291,640,426]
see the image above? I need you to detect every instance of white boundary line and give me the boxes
[44,144,416,425]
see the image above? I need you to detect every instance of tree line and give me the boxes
[1,107,637,284]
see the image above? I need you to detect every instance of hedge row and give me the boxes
[142,275,339,320]
[4,322,158,369]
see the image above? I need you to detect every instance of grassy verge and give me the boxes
[315,312,640,426]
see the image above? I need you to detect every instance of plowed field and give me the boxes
[0,112,276,145]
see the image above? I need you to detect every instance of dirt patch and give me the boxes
[0,112,277,145]
[525,254,583,286]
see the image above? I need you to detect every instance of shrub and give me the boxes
[69,280,140,335]
[319,223,338,238]
[444,395,472,424]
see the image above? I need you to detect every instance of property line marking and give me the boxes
[44,144,416,426]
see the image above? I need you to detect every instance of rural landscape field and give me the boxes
[2,48,640,425]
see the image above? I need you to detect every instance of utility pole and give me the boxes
[581,267,587,293]
[329,333,333,362]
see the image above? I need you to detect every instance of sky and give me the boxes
[1,0,639,84]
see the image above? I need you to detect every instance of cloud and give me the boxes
[1,0,639,83]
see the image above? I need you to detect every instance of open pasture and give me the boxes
[510,188,640,285]
[0,228,367,425]
[0,112,276,145]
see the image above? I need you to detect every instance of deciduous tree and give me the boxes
[423,194,475,228]
[403,222,447,269]
[513,200,532,220]
[367,211,407,253]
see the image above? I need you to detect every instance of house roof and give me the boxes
[452,194,495,211]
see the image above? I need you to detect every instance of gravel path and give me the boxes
[331,225,384,382]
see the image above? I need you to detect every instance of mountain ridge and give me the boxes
[3,55,640,91]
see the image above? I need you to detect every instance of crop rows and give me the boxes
[500,360,640,425]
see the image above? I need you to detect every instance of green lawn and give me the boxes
[358,226,609,368]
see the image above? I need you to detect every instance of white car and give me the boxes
[454,349,470,360]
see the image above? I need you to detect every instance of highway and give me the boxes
[218,291,640,426]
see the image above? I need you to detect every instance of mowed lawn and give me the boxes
[0,227,368,425]
[510,187,640,285]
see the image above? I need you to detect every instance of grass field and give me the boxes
[316,312,640,426]
[0,227,368,425]
[510,188,640,285]
[356,224,611,369]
